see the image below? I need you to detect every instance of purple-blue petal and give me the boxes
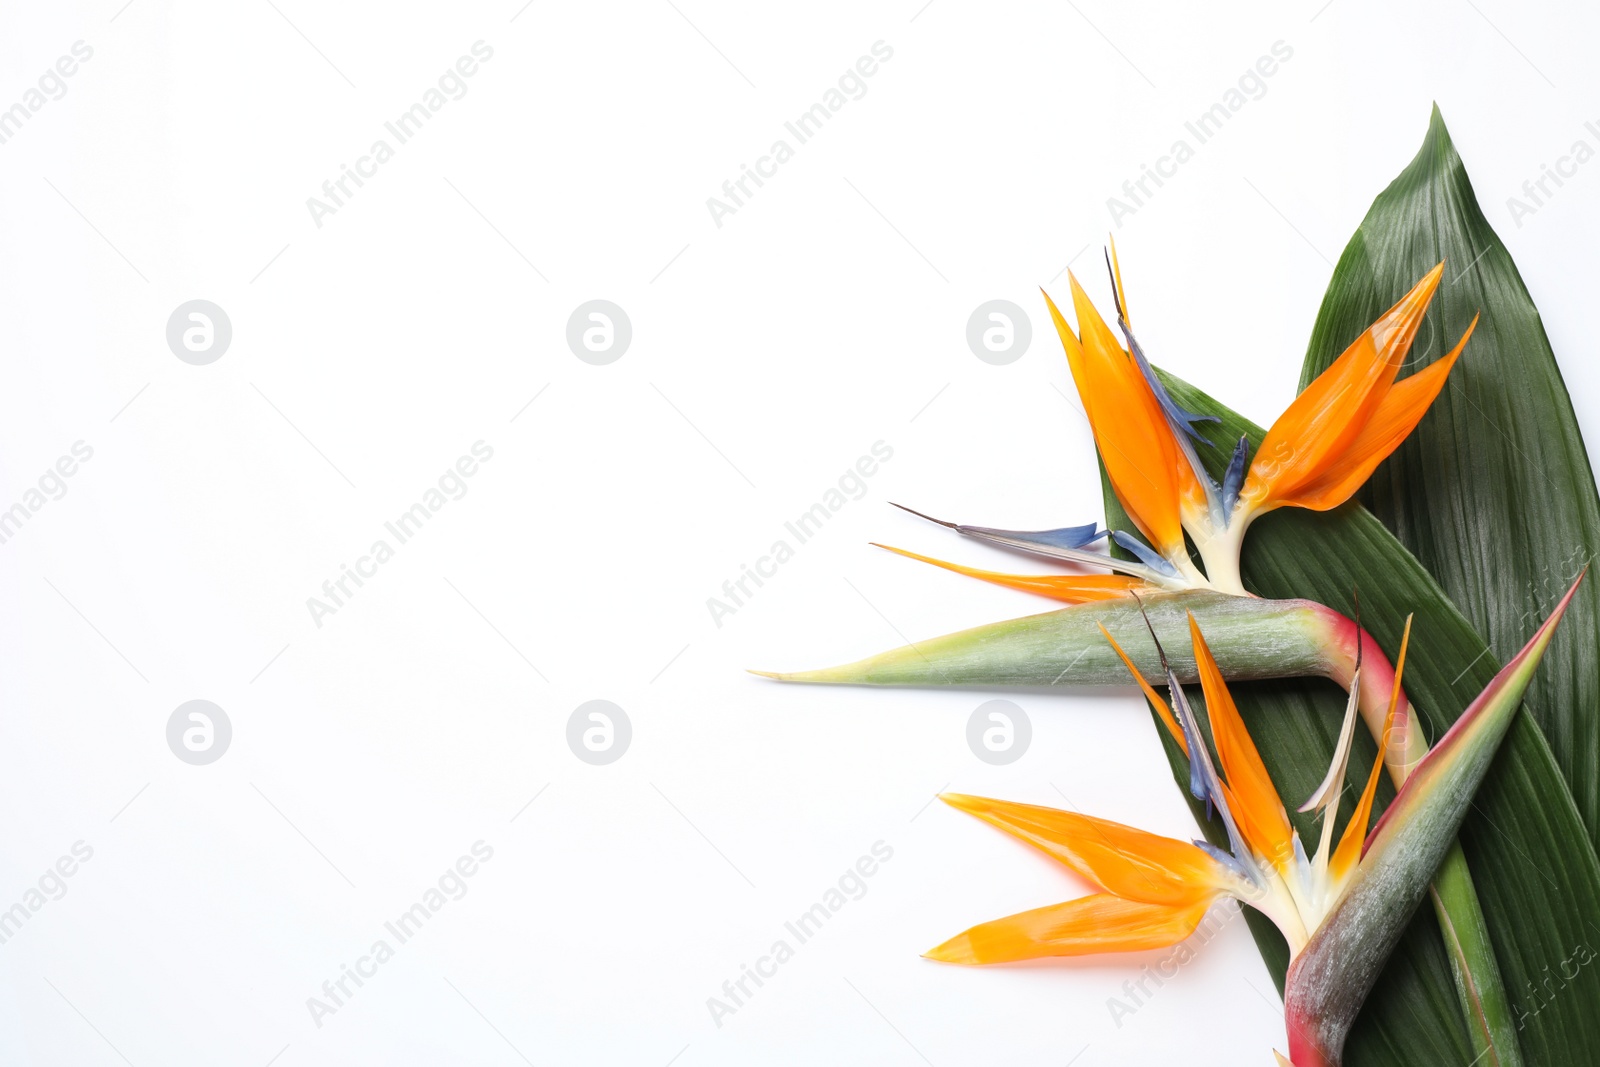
[1221,435,1250,518]
[1123,326,1221,447]
[960,522,1107,553]
[1112,530,1179,578]
[891,504,1113,564]
[1193,839,1251,881]
[1100,250,1218,447]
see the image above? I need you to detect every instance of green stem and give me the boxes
[1430,871,1512,1067]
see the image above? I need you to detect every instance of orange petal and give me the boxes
[1045,279,1189,557]
[925,893,1215,964]
[1269,316,1475,511]
[1369,263,1446,367]
[1241,331,1388,510]
[1099,623,1189,755]
[872,544,1145,603]
[1189,614,1296,872]
[1045,284,1091,396]
[940,793,1228,906]
[1241,265,1444,513]
[1330,615,1412,884]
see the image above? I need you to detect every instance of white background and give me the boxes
[0,1,1597,1064]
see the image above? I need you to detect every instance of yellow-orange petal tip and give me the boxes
[940,793,1003,820]
[923,933,977,964]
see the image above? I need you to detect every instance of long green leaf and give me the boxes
[1299,106,1600,855]
[1113,371,1600,1067]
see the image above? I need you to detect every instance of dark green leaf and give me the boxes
[1299,106,1600,858]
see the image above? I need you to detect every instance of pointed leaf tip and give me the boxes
[1368,568,1586,852]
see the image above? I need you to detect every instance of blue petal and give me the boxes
[1121,324,1220,447]
[1101,250,1217,448]
[1167,676,1220,813]
[1112,530,1179,577]
[1291,829,1311,875]
[891,505,1113,564]
[1133,602,1263,885]
[962,521,1107,553]
[1193,839,1252,881]
[1221,435,1250,518]
[1169,682,1259,869]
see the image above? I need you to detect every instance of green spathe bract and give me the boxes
[1282,577,1581,1067]
[757,590,1336,689]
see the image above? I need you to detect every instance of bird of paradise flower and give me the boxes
[752,248,1576,1066]
[923,591,1574,1067]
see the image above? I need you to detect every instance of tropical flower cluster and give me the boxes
[881,251,1476,604]
[921,577,1572,1067]
[926,614,1413,972]
[758,247,1586,1065]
